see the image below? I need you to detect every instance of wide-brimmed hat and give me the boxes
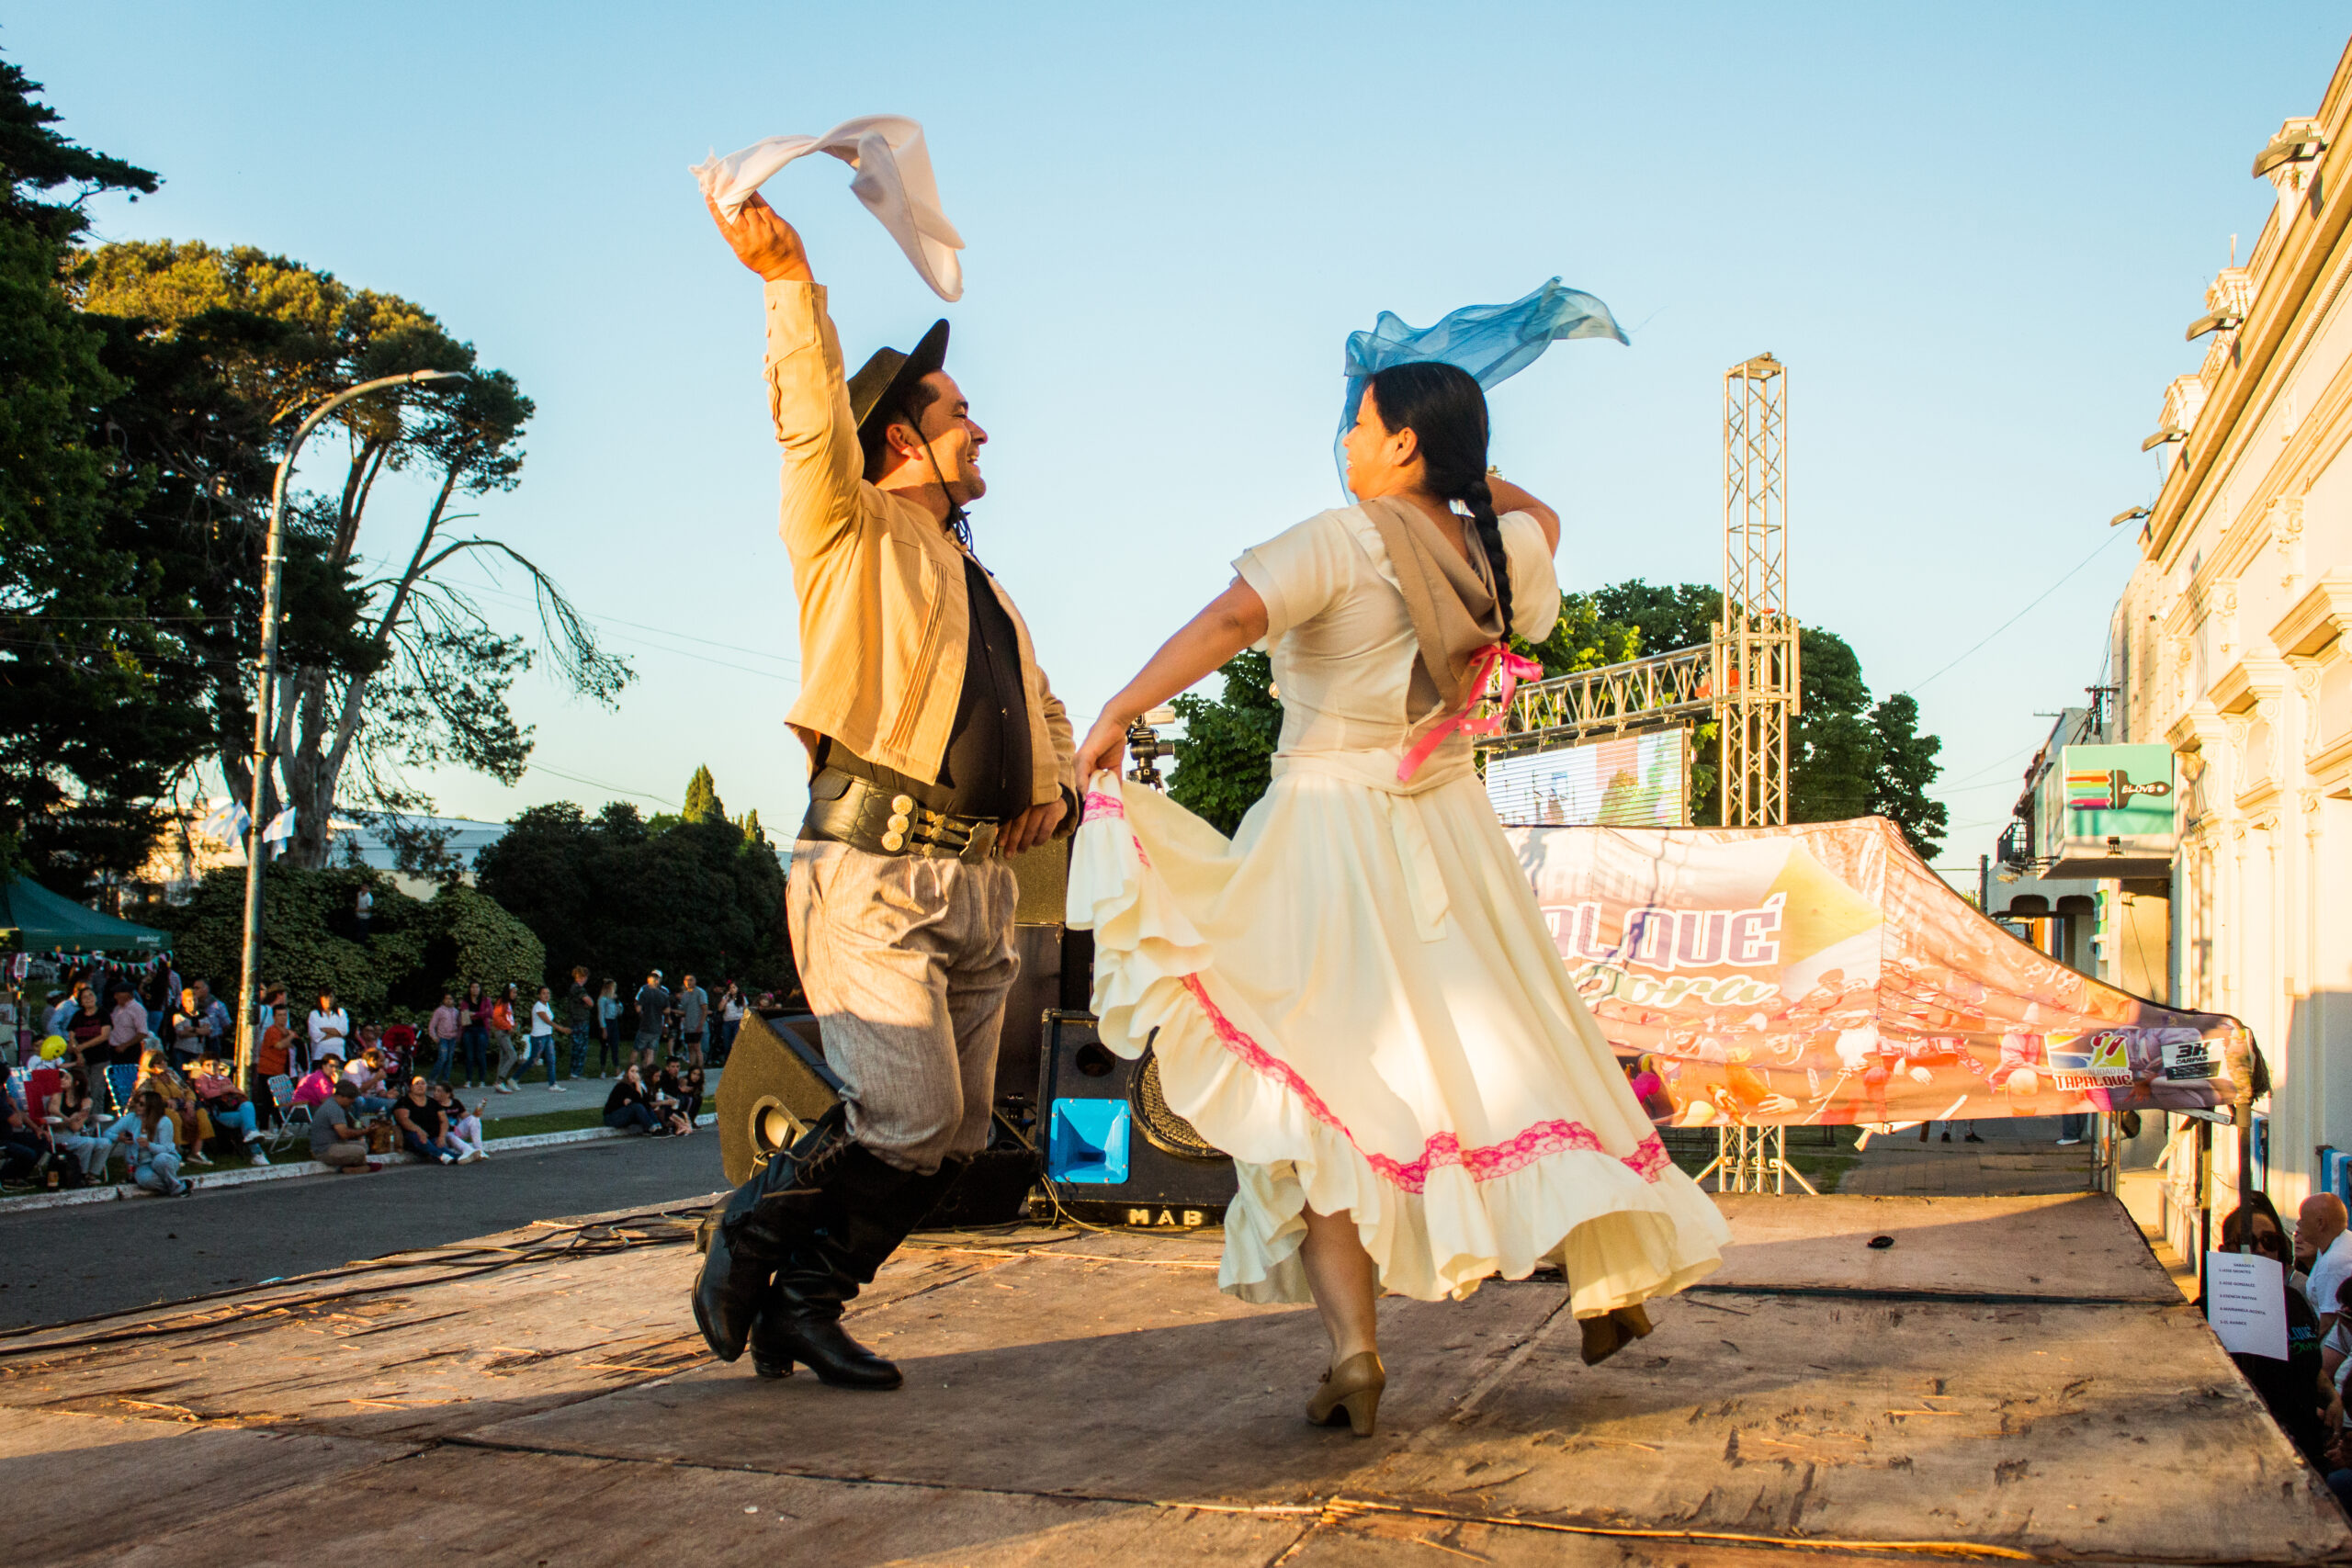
[847,319,950,479]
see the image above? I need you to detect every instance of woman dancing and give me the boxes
[1070,362,1728,1438]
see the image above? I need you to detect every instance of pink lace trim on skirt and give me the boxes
[1084,795,1670,1193]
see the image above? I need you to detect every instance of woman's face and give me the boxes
[1340,387,1420,502]
[2251,1217,2288,1259]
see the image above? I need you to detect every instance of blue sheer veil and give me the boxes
[1337,277,1628,492]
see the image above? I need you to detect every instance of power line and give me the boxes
[521,761,676,808]
[1898,529,2130,696]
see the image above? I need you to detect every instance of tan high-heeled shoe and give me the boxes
[1306,1350,1385,1437]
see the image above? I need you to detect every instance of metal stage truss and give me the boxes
[1716,352,1800,830]
[1480,642,1713,756]
[1694,1123,1819,1195]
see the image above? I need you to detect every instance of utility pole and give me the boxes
[1716,354,1799,827]
[233,368,468,1090]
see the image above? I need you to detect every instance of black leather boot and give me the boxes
[692,1105,856,1363]
[747,1153,966,1388]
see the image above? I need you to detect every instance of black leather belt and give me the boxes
[799,768,1001,863]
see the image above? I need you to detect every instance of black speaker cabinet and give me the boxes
[718,1010,843,1187]
[1035,1009,1235,1229]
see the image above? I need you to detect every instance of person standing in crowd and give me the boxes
[603,1064,664,1135]
[310,1080,375,1174]
[717,981,745,1066]
[306,988,350,1074]
[595,979,623,1077]
[489,985,519,1092]
[633,970,670,1072]
[105,985,148,1073]
[354,886,373,943]
[428,991,461,1086]
[433,1082,489,1162]
[676,974,708,1068]
[256,987,295,1084]
[530,984,563,1091]
[107,1090,191,1196]
[564,966,594,1079]
[458,981,489,1089]
[63,984,111,1107]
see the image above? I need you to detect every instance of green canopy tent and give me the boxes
[0,876,168,953]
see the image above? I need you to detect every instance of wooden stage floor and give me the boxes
[3,1191,2344,1566]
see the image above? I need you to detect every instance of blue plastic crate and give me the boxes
[1047,1098,1131,1185]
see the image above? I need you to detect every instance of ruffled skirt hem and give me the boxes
[1069,779,1729,1311]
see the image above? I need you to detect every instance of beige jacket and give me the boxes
[763,281,1075,814]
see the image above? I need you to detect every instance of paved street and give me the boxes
[1840,1111,2097,1196]
[0,1132,724,1332]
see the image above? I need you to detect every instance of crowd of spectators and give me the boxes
[4,953,765,1194]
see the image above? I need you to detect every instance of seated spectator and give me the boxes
[292,1055,343,1110]
[308,1080,376,1174]
[135,1047,214,1167]
[187,1058,269,1166]
[28,1044,109,1185]
[0,1095,54,1186]
[344,1049,395,1113]
[391,1076,458,1165]
[650,1059,695,1137]
[602,1066,665,1136]
[673,1060,707,1124]
[105,1089,191,1196]
[2212,1205,2340,1499]
[429,1083,488,1163]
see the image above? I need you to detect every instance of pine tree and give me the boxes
[681,765,724,825]
[740,808,764,846]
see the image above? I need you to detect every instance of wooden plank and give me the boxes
[1708,1194,2177,1301]
[42,1443,1306,1568]
[0,1406,413,1565]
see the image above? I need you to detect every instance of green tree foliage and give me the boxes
[682,765,723,824]
[164,865,427,1020]
[0,60,210,892]
[1159,572,1946,855]
[74,238,631,868]
[475,791,794,994]
[1167,649,1282,834]
[163,863,543,1022]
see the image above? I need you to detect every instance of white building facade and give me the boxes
[2111,48,2352,1224]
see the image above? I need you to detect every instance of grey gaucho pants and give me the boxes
[787,838,1020,1174]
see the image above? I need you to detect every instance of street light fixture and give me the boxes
[2185,310,2244,341]
[2109,505,2152,528]
[2253,121,2329,180]
[232,368,469,1088]
[2141,426,2186,454]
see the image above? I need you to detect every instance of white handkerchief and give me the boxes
[692,115,964,301]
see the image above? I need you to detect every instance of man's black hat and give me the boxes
[847,319,949,480]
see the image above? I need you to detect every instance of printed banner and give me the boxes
[1509,817,2243,1129]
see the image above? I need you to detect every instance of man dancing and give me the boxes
[693,191,1077,1390]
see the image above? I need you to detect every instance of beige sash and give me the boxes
[1361,495,1507,728]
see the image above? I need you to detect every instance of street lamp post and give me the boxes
[232,369,469,1089]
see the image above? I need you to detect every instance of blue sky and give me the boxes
[17,6,2349,863]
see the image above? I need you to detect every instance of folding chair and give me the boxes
[262,1073,312,1156]
[104,1063,139,1114]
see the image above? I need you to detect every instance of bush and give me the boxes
[163,864,540,1023]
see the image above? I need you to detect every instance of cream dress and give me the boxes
[1069,503,1729,1313]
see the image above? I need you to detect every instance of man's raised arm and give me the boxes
[708,193,861,557]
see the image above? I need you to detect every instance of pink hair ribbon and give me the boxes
[1396,644,1543,783]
